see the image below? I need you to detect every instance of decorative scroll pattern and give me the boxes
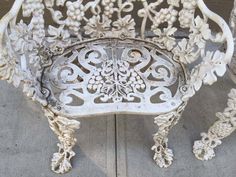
[193,89,236,161]
[46,39,185,116]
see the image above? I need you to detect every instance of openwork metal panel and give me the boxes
[43,38,186,117]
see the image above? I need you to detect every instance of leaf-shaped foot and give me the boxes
[193,133,222,161]
[151,144,174,168]
[51,143,76,174]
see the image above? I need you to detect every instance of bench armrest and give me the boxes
[181,0,234,100]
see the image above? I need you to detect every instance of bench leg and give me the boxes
[193,89,236,161]
[43,108,80,174]
[193,114,236,161]
[152,103,187,168]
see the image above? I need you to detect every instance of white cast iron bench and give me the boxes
[0,0,234,174]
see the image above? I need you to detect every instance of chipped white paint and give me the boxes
[0,0,234,174]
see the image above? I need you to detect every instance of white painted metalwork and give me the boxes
[193,89,236,161]
[193,0,236,161]
[0,0,234,174]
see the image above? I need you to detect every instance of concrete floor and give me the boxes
[0,74,235,177]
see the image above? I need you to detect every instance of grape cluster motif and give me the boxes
[22,0,45,41]
[66,1,85,37]
[102,0,116,18]
[179,0,197,28]
[152,7,178,28]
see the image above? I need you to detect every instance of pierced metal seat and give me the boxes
[0,0,234,174]
[45,38,187,117]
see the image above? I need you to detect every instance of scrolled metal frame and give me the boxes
[0,0,234,174]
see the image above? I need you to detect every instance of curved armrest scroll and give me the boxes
[0,0,24,49]
[198,0,234,64]
[183,0,234,101]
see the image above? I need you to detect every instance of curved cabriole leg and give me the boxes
[193,89,236,161]
[43,108,80,174]
[152,102,187,168]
